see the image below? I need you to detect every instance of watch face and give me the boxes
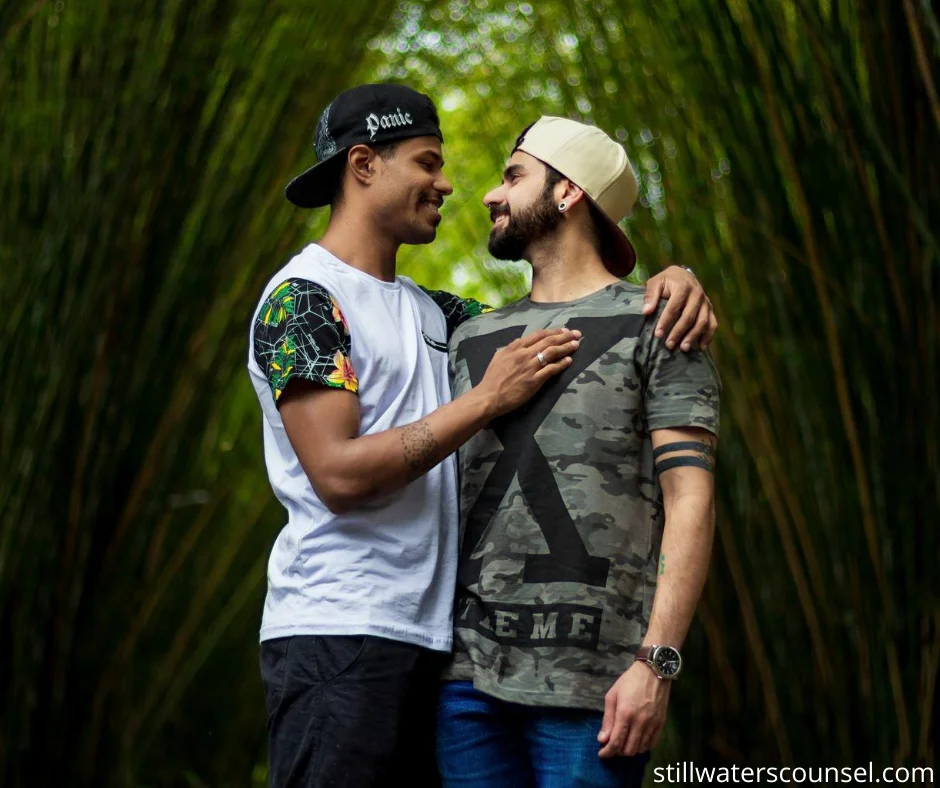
[654,646,681,677]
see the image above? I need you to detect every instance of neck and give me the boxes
[318,205,399,283]
[527,227,619,303]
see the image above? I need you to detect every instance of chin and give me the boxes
[404,226,437,246]
[488,232,524,261]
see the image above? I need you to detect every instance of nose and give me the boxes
[483,183,506,208]
[436,174,454,196]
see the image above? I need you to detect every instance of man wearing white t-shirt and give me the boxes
[247,84,717,788]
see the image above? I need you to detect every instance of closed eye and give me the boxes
[416,151,444,173]
[503,164,525,185]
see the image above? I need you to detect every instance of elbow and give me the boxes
[317,482,355,515]
[315,475,366,515]
[323,494,361,516]
[321,492,351,515]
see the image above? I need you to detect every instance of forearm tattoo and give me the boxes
[659,553,666,577]
[654,439,717,475]
[399,421,439,482]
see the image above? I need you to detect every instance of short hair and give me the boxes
[543,164,605,254]
[329,140,403,210]
[543,164,565,193]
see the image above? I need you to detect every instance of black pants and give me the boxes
[260,635,445,788]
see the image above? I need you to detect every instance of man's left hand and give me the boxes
[642,266,717,351]
[597,662,671,758]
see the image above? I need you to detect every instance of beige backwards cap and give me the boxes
[513,116,639,276]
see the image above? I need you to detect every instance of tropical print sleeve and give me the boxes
[419,287,492,339]
[253,278,358,404]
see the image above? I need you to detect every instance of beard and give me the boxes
[487,186,561,261]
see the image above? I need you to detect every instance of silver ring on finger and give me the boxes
[536,350,547,367]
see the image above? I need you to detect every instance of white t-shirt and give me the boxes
[247,243,487,651]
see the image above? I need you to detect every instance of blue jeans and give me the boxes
[436,681,650,788]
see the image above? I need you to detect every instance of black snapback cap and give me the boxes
[285,83,443,208]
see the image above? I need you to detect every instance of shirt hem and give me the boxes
[646,415,719,435]
[260,621,453,653]
[462,673,612,713]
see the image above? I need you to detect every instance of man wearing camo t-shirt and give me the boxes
[437,118,721,788]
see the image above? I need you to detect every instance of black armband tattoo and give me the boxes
[400,422,439,482]
[653,441,715,459]
[655,456,715,474]
[654,438,717,474]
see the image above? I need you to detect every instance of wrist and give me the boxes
[631,660,669,688]
[463,386,500,426]
[635,643,683,680]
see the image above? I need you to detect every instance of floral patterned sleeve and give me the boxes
[253,278,358,404]
[419,287,492,339]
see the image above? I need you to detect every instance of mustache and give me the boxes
[489,205,510,222]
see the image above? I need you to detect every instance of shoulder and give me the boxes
[402,277,442,308]
[450,297,526,345]
[411,282,485,312]
[586,282,659,350]
[253,245,342,316]
[411,281,495,339]
[255,277,337,329]
[252,274,357,402]
[604,281,648,314]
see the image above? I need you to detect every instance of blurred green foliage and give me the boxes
[1,0,937,785]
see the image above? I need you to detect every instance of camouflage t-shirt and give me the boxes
[444,281,720,711]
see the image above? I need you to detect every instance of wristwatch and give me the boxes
[635,644,682,680]
[681,265,696,279]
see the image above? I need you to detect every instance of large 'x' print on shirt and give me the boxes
[444,281,720,712]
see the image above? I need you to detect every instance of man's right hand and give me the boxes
[476,328,581,417]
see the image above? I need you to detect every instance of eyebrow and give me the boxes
[503,164,525,182]
[417,149,445,167]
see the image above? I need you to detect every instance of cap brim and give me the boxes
[284,149,348,208]
[590,198,637,278]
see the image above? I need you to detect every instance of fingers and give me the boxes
[598,709,630,759]
[635,718,664,756]
[532,332,581,353]
[702,305,719,349]
[642,278,665,315]
[533,336,580,363]
[664,291,704,350]
[519,327,580,348]
[506,329,550,352]
[531,334,581,380]
[516,328,554,348]
[645,724,664,753]
[598,690,616,746]
[623,718,647,757]
[533,355,573,381]
[597,690,617,758]
[653,287,685,341]
[680,299,712,351]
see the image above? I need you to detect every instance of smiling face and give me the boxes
[483,151,562,261]
[366,135,453,246]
